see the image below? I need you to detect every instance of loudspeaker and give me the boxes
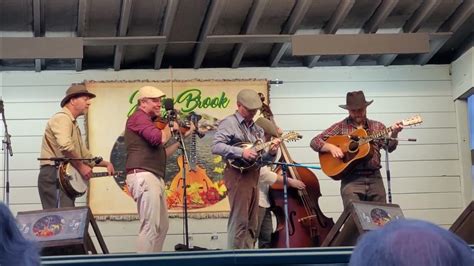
[321,201,404,247]
[449,201,473,244]
[16,207,108,255]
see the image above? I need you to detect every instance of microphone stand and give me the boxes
[1,104,13,206]
[174,129,193,250]
[375,137,416,203]
[37,157,100,208]
[261,160,321,248]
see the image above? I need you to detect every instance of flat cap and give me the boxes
[137,86,166,99]
[237,89,262,110]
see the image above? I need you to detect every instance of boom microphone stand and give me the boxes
[1,100,13,206]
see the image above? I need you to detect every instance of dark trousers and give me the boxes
[340,170,386,209]
[224,166,259,249]
[256,206,272,248]
[38,165,75,209]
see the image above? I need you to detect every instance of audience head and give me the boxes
[0,203,40,266]
[349,218,473,266]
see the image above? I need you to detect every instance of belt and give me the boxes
[353,170,376,176]
[126,168,147,175]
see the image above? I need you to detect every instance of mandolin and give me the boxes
[319,115,423,180]
[228,131,302,172]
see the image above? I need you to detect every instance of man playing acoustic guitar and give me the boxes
[310,91,403,209]
[38,84,115,209]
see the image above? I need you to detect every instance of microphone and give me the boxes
[407,138,417,142]
[162,98,176,128]
[0,99,4,113]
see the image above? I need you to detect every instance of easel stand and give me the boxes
[262,160,321,248]
[37,157,99,208]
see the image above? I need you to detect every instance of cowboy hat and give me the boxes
[61,84,96,107]
[339,91,373,110]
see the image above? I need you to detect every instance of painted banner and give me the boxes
[85,79,268,219]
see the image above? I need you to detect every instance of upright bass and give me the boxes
[259,93,334,247]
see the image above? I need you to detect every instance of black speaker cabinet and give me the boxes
[449,201,473,245]
[16,207,108,255]
[321,201,404,247]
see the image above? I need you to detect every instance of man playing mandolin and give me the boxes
[38,84,115,209]
[212,89,281,249]
[310,91,403,209]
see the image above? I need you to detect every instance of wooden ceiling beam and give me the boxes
[231,0,268,68]
[113,0,134,71]
[33,0,44,71]
[269,0,311,67]
[416,0,473,65]
[306,0,355,67]
[342,0,398,66]
[379,0,441,66]
[0,37,83,59]
[193,0,227,69]
[293,33,431,56]
[75,0,88,71]
[154,0,179,69]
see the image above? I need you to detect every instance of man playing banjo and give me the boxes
[38,83,115,209]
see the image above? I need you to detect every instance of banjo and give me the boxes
[58,162,123,198]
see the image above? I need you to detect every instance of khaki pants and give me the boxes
[224,166,260,249]
[126,171,169,253]
[340,171,386,209]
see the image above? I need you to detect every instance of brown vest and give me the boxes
[124,128,167,178]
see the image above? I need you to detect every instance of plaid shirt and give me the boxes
[310,116,398,171]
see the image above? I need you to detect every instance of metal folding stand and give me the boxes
[1,102,13,206]
[262,160,321,248]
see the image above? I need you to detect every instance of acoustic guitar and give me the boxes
[228,131,302,172]
[319,115,422,180]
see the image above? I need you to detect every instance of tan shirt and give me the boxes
[39,107,93,166]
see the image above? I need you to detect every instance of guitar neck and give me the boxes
[364,126,394,143]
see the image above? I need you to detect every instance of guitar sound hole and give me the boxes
[348,141,359,153]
